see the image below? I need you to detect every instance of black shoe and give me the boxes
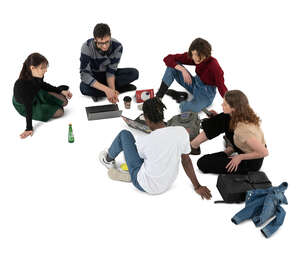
[117,84,137,93]
[156,81,169,98]
[92,96,100,102]
[166,89,188,103]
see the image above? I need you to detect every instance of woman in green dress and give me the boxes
[13,53,72,139]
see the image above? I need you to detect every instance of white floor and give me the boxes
[0,1,299,255]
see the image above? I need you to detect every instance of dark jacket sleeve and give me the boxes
[20,85,35,131]
[80,42,96,86]
[211,61,228,97]
[14,80,35,131]
[40,80,63,93]
[163,52,194,68]
[24,101,33,131]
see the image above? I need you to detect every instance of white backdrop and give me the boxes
[0,0,299,255]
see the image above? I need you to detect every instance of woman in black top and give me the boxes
[13,53,72,139]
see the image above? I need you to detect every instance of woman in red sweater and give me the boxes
[156,38,228,113]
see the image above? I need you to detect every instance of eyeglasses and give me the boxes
[94,39,111,47]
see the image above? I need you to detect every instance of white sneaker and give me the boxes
[99,150,117,170]
[108,168,131,182]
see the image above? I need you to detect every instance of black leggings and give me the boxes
[197,113,264,174]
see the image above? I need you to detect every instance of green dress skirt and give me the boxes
[12,89,64,122]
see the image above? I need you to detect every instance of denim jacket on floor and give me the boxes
[231,182,288,238]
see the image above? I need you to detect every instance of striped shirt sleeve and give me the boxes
[80,42,96,86]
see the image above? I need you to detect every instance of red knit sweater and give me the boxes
[163,52,228,97]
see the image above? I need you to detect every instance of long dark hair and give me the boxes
[225,90,261,130]
[142,97,167,123]
[19,53,48,80]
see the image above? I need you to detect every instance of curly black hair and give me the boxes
[142,97,167,123]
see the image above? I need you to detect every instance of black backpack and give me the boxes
[216,171,272,203]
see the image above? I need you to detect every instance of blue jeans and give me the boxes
[162,67,216,112]
[108,130,145,192]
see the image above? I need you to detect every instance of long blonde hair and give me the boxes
[225,90,260,130]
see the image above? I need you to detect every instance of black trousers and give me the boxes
[197,151,264,174]
[197,113,264,174]
[80,68,139,97]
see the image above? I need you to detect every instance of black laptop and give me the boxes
[86,104,122,121]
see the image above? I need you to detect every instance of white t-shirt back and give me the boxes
[136,126,191,194]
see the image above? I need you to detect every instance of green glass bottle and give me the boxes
[68,123,74,143]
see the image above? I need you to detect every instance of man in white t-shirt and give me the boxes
[99,98,211,199]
